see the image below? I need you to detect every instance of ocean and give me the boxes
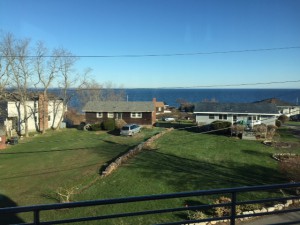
[68,88,300,111]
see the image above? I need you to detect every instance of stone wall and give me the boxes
[101,128,174,177]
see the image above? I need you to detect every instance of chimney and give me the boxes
[153,98,156,103]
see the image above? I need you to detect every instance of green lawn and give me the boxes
[1,126,299,224]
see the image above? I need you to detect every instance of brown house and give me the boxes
[83,100,156,125]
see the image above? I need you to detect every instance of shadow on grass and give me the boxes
[241,149,271,157]
[0,194,24,224]
[130,151,286,192]
[0,162,100,181]
[0,146,101,155]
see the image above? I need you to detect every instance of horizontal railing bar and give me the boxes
[33,203,233,225]
[1,182,300,215]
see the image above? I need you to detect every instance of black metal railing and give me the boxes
[1,183,300,225]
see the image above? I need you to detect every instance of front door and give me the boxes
[116,113,123,119]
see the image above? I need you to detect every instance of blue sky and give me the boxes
[1,0,300,88]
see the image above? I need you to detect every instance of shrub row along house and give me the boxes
[0,93,65,136]
[83,99,158,126]
[194,102,280,128]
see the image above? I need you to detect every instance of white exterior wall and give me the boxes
[6,99,65,133]
[48,100,65,129]
[196,113,277,127]
[7,101,38,134]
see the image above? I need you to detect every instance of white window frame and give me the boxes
[96,112,103,118]
[209,114,215,119]
[107,112,114,118]
[131,112,142,118]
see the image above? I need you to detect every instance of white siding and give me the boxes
[6,99,65,133]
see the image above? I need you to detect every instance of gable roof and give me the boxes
[155,101,165,108]
[253,98,295,106]
[83,101,155,112]
[194,102,279,115]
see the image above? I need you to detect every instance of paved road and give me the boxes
[238,211,300,225]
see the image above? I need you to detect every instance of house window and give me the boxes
[233,115,237,122]
[219,114,227,120]
[96,112,103,118]
[131,112,142,118]
[107,113,114,118]
[48,115,51,121]
[209,114,215,119]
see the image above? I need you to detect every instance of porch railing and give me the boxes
[1,183,300,225]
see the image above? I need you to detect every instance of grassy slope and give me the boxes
[60,128,300,225]
[0,128,161,223]
[1,125,299,224]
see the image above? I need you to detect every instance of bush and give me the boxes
[231,124,245,135]
[210,121,232,134]
[266,125,277,140]
[253,124,267,138]
[276,120,282,127]
[187,210,207,220]
[115,119,127,130]
[278,115,289,124]
[213,196,241,217]
[102,119,116,131]
[90,123,102,131]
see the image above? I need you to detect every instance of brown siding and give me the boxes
[38,94,48,131]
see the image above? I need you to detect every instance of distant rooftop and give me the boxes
[253,98,295,106]
[194,102,279,115]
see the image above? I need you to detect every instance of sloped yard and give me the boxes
[1,124,299,224]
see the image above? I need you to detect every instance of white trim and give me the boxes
[96,112,103,118]
[107,112,114,118]
[131,112,142,118]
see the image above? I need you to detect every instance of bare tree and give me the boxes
[76,68,102,108]
[2,33,33,137]
[52,48,78,130]
[34,42,59,133]
[103,81,125,101]
[77,73,125,110]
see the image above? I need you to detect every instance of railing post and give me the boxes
[230,192,236,225]
[34,210,40,225]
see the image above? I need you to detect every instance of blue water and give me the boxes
[67,88,300,110]
[123,89,300,106]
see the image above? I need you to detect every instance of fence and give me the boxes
[1,183,300,225]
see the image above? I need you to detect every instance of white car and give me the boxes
[162,117,175,122]
[120,124,141,136]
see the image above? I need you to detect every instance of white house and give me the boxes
[194,102,280,128]
[0,93,65,135]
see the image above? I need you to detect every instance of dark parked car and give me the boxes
[120,124,141,136]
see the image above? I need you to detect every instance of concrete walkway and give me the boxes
[238,211,300,225]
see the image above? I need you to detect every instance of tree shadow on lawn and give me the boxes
[0,161,101,181]
[241,149,271,157]
[0,146,100,154]
[131,151,285,192]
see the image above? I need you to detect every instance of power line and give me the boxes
[159,80,300,89]
[2,46,300,58]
